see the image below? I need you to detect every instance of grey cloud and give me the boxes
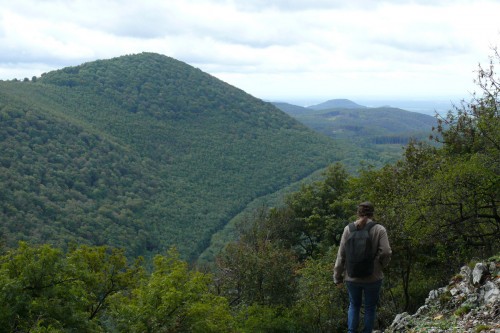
[70,3,296,48]
[175,50,259,68]
[222,0,456,12]
[231,0,346,11]
[374,36,470,56]
[210,30,300,49]
[0,45,85,67]
[76,4,182,39]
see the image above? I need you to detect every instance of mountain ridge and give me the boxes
[1,53,344,260]
[307,98,367,110]
[273,101,439,168]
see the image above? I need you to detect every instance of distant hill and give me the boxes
[271,102,310,116]
[312,106,437,138]
[274,102,437,142]
[307,98,367,110]
[0,53,345,261]
[273,102,439,167]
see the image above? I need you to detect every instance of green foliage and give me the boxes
[215,209,299,307]
[0,48,498,333]
[0,242,140,332]
[0,242,82,332]
[274,102,438,169]
[213,166,355,331]
[368,50,498,314]
[0,242,235,332]
[283,164,353,258]
[236,304,295,333]
[291,248,348,332]
[487,253,500,262]
[214,47,499,330]
[0,52,343,261]
[67,245,144,321]
[109,248,235,332]
[454,304,473,317]
[475,324,492,332]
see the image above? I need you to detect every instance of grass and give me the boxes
[454,304,472,317]
[475,324,491,332]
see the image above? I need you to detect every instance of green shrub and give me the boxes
[475,324,491,332]
[454,304,472,317]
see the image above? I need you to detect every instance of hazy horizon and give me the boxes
[270,96,464,116]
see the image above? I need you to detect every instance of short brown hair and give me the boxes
[357,201,374,217]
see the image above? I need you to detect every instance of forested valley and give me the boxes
[0,50,498,332]
[1,52,347,262]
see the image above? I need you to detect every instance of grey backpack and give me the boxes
[345,221,376,278]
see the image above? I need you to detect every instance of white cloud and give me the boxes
[0,0,499,100]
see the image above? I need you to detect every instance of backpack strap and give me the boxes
[365,221,377,231]
[349,221,377,231]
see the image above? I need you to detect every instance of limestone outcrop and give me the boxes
[385,258,499,333]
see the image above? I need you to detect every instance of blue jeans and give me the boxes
[346,280,382,333]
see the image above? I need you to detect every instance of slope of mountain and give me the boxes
[273,102,439,168]
[308,98,367,110]
[305,106,436,139]
[0,53,344,260]
[274,102,437,141]
[271,102,311,116]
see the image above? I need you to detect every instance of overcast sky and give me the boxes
[1,0,499,105]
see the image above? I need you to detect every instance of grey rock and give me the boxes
[386,260,499,333]
[472,263,488,285]
[413,305,429,317]
[426,287,447,305]
[389,312,412,331]
[480,280,499,304]
[460,265,472,282]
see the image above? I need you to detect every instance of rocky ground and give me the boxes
[383,257,499,333]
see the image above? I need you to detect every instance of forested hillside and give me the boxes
[307,98,367,110]
[0,52,345,260]
[0,49,498,332]
[0,50,497,331]
[274,102,438,167]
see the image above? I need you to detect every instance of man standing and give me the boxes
[333,202,392,333]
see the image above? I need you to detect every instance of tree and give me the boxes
[291,248,349,332]
[351,48,500,312]
[429,47,499,252]
[215,209,299,307]
[67,245,143,321]
[0,242,92,331]
[353,144,446,312]
[283,163,353,259]
[0,242,143,332]
[110,248,235,332]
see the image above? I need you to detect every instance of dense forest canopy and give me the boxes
[273,102,438,167]
[0,49,498,332]
[0,52,430,261]
[1,53,348,260]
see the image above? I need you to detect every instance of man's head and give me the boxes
[357,201,374,218]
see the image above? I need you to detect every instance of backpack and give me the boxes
[345,221,376,278]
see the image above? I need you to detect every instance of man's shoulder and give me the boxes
[371,222,387,232]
